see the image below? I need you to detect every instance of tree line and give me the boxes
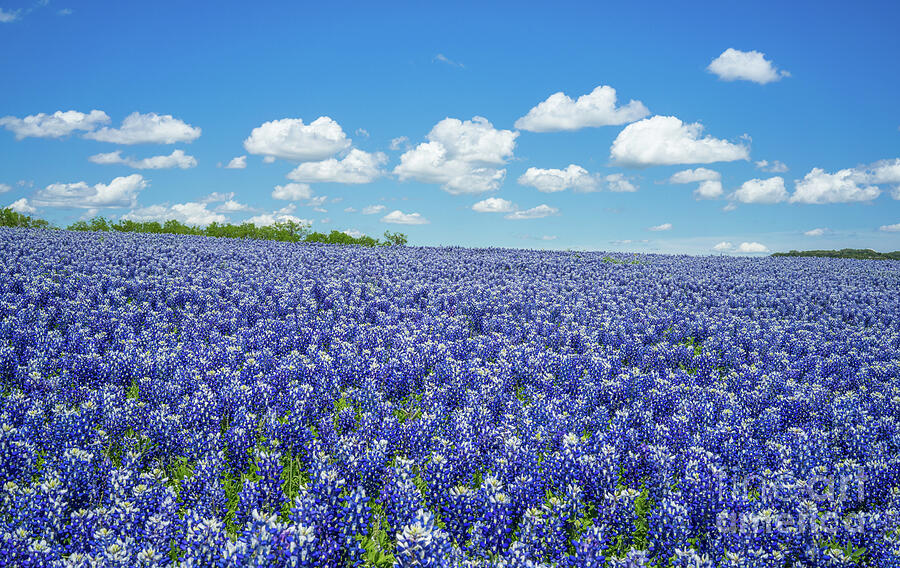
[772,249,900,260]
[0,208,408,246]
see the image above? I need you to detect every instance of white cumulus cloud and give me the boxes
[0,110,110,139]
[791,168,880,204]
[271,183,313,201]
[669,167,721,184]
[505,204,559,220]
[605,173,637,192]
[518,164,597,192]
[215,200,251,213]
[648,223,672,231]
[736,242,769,253]
[707,48,789,84]
[668,168,723,199]
[472,197,516,213]
[7,198,36,214]
[287,149,387,184]
[124,202,227,226]
[246,204,312,227]
[394,116,517,194]
[33,174,147,209]
[713,241,733,252]
[0,183,10,194]
[381,210,429,224]
[869,159,900,184]
[610,115,749,166]
[695,181,724,199]
[89,149,197,169]
[514,85,649,132]
[804,228,828,236]
[85,112,201,144]
[225,156,247,169]
[880,223,900,232]
[732,176,788,204]
[243,116,350,161]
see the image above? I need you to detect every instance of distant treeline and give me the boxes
[0,208,407,246]
[772,249,900,260]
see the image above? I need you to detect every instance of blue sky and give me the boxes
[1,0,899,254]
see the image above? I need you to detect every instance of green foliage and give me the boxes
[0,208,52,229]
[382,230,408,246]
[682,336,702,356]
[166,456,194,495]
[632,487,652,550]
[126,379,140,400]
[772,248,900,260]
[820,539,868,564]
[62,214,407,247]
[358,501,396,567]
[280,451,309,506]
[1,209,411,246]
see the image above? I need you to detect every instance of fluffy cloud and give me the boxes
[880,223,900,232]
[605,173,637,192]
[610,116,749,166]
[515,86,649,132]
[791,168,880,204]
[695,181,724,199]
[707,48,789,84]
[7,198,36,214]
[804,228,828,236]
[343,229,365,238]
[215,200,251,213]
[669,167,721,184]
[518,165,597,192]
[0,110,109,139]
[505,204,559,220]
[246,204,312,227]
[381,210,429,224]
[271,183,313,201]
[85,112,201,144]
[732,176,788,204]
[0,183,10,193]
[713,241,733,252]
[362,204,386,215]
[869,158,900,184]
[32,174,147,209]
[394,116,517,194]
[755,159,788,173]
[737,242,769,253]
[89,149,197,169]
[225,156,247,169]
[124,202,227,226]
[648,223,672,231]
[472,197,516,213]
[287,149,387,184]
[243,116,350,161]
[668,168,723,199]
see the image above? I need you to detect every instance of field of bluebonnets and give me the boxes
[2,226,900,568]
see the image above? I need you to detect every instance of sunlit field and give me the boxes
[2,227,899,566]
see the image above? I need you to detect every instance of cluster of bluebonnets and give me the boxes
[1,227,900,567]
